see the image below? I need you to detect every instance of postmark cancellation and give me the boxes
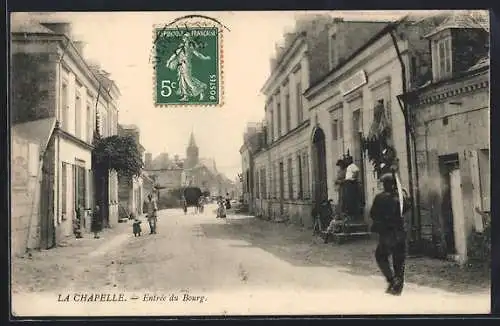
[152,19,223,107]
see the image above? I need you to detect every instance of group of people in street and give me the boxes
[313,154,362,234]
[216,193,232,219]
[334,154,363,219]
[132,193,159,236]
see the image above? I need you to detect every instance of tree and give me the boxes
[91,134,143,227]
[92,135,143,179]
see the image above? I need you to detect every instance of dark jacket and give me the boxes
[370,191,409,234]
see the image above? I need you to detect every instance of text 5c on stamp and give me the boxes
[154,26,221,106]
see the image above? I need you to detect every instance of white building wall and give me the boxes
[307,34,410,221]
[57,137,92,238]
[251,40,317,225]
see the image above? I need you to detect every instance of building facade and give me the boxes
[250,16,388,227]
[11,20,120,244]
[117,124,146,218]
[400,13,489,263]
[240,122,266,214]
[302,15,466,237]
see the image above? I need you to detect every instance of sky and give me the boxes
[14,10,448,179]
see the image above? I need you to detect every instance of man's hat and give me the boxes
[379,173,395,183]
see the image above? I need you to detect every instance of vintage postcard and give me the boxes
[9,10,491,317]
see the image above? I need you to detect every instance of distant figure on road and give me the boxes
[198,197,204,214]
[217,197,226,218]
[181,194,187,214]
[91,204,102,239]
[225,193,231,210]
[370,173,410,296]
[146,194,158,234]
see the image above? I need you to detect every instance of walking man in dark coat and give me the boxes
[146,194,158,234]
[370,173,410,295]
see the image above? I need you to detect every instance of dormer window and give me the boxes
[432,31,453,81]
[434,35,452,80]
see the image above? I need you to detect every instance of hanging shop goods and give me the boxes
[363,99,405,216]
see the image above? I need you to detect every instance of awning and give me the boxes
[12,117,57,154]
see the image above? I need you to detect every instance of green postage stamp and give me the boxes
[154,25,221,106]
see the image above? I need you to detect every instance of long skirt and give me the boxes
[91,216,102,233]
[342,180,362,218]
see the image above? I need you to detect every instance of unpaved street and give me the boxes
[12,205,491,316]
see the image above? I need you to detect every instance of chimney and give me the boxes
[73,41,86,57]
[40,22,72,36]
[145,153,153,169]
[284,32,295,49]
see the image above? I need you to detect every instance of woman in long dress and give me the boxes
[166,32,211,101]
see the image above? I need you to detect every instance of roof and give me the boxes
[194,158,218,175]
[424,11,489,38]
[12,117,57,154]
[150,153,173,169]
[468,55,489,71]
[11,20,57,34]
[188,132,197,148]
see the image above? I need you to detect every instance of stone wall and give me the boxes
[413,72,489,260]
[11,133,41,256]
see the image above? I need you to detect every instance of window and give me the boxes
[302,151,310,199]
[276,93,282,138]
[284,86,291,133]
[296,80,303,124]
[279,161,284,200]
[87,169,93,209]
[332,119,338,141]
[297,154,303,199]
[61,83,69,131]
[61,163,68,217]
[75,160,86,210]
[434,37,452,80]
[269,108,274,143]
[86,104,92,143]
[260,168,267,199]
[287,158,293,200]
[274,163,279,199]
[75,90,82,138]
[353,109,362,133]
[410,56,417,79]
[255,170,260,199]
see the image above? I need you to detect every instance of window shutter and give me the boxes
[469,150,483,232]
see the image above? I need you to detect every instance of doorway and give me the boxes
[312,127,328,204]
[352,109,365,206]
[439,153,462,255]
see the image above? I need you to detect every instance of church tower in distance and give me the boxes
[185,132,199,169]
